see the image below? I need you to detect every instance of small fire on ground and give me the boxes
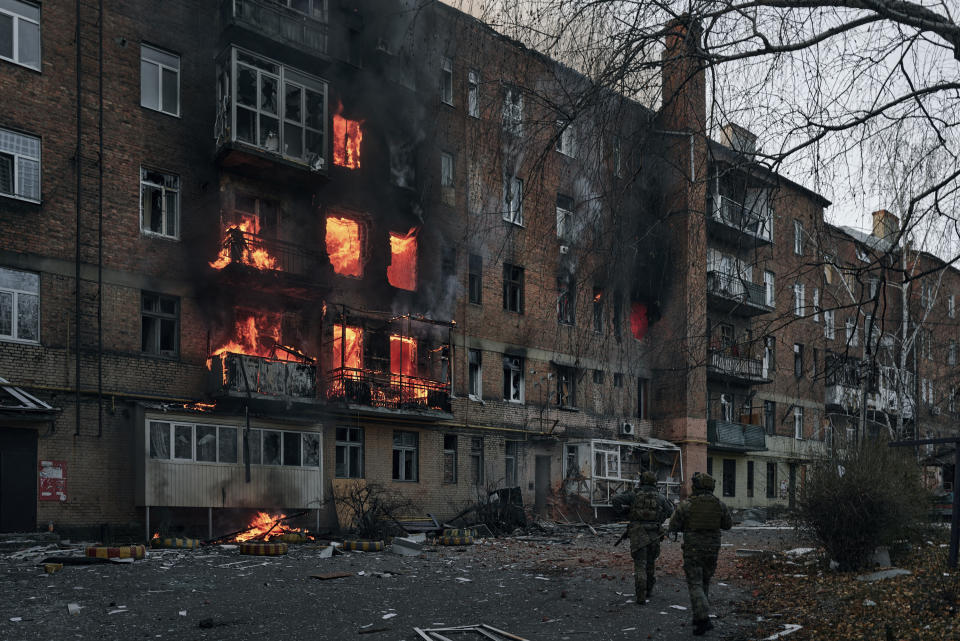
[234,511,311,543]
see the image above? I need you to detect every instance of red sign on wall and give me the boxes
[38,460,67,502]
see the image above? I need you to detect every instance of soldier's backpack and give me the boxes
[687,493,724,530]
[630,488,661,523]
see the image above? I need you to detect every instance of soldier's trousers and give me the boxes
[631,540,660,601]
[681,547,719,622]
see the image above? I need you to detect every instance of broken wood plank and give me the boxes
[310,571,353,580]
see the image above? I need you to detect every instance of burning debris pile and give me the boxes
[209,511,314,544]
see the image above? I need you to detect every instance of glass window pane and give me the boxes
[0,291,12,336]
[0,267,36,292]
[164,190,177,236]
[161,67,178,114]
[303,433,320,466]
[174,424,192,459]
[260,75,278,114]
[305,89,323,130]
[237,66,257,107]
[236,107,256,144]
[349,446,361,478]
[142,294,157,312]
[335,427,347,442]
[158,317,176,353]
[260,116,279,150]
[0,14,13,60]
[18,157,39,200]
[142,44,179,69]
[141,315,156,353]
[149,422,170,459]
[247,428,261,464]
[305,129,323,159]
[0,152,12,195]
[392,449,401,479]
[17,18,39,68]
[16,292,38,341]
[263,430,281,465]
[285,84,302,123]
[283,122,303,158]
[283,431,300,466]
[219,427,238,463]
[335,447,346,477]
[141,59,160,110]
[159,297,176,314]
[196,425,217,462]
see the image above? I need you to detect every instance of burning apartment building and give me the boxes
[2,0,955,536]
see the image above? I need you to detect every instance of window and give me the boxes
[140,167,179,238]
[141,292,178,357]
[503,175,523,225]
[503,355,524,402]
[923,329,934,361]
[440,56,453,105]
[0,1,39,70]
[443,435,457,484]
[794,343,804,378]
[392,430,418,481]
[468,349,482,398]
[869,278,879,300]
[592,287,604,333]
[846,317,858,346]
[921,282,934,309]
[505,441,519,486]
[556,194,574,240]
[503,86,523,136]
[234,194,279,237]
[824,309,835,340]
[793,220,803,255]
[951,387,957,414]
[763,271,775,306]
[335,426,363,478]
[467,70,479,117]
[440,152,454,189]
[612,136,622,177]
[0,266,38,343]
[747,461,754,498]
[468,254,482,304]
[0,127,40,202]
[950,294,956,319]
[949,340,957,366]
[556,120,576,157]
[556,365,576,408]
[793,283,805,316]
[763,336,775,378]
[794,406,804,439]
[613,373,623,388]
[564,444,580,478]
[470,437,484,484]
[812,288,820,322]
[637,378,649,419]
[147,421,248,465]
[263,430,281,465]
[763,400,776,435]
[706,457,713,477]
[766,462,777,498]
[722,459,735,497]
[812,348,819,379]
[503,263,524,313]
[592,370,604,384]
[140,44,180,116]
[557,276,574,325]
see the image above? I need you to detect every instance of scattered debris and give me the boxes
[863,599,877,607]
[382,613,397,620]
[310,572,353,581]
[763,624,803,639]
[414,624,530,640]
[670,605,688,610]
[855,568,912,582]
[67,603,81,615]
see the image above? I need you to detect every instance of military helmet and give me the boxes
[692,472,716,491]
[639,471,658,486]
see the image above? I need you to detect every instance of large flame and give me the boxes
[332,324,363,372]
[211,310,282,360]
[326,216,363,277]
[387,228,418,291]
[234,511,310,543]
[209,218,278,271]
[390,335,417,378]
[333,103,362,170]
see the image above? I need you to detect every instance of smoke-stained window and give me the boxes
[440,56,453,105]
[556,193,574,240]
[0,266,39,343]
[503,175,523,225]
[502,355,524,403]
[502,263,524,313]
[140,167,179,239]
[141,292,178,357]
[467,70,479,118]
[468,254,482,305]
[468,349,482,398]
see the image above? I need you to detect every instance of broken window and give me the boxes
[218,426,238,464]
[592,370,603,384]
[246,429,262,464]
[325,215,364,277]
[140,167,179,238]
[392,430,418,481]
[0,1,39,70]
[564,444,580,478]
[505,441,519,486]
[747,461,754,498]
[440,55,453,105]
[503,175,523,225]
[282,431,301,465]
[592,287,604,333]
[263,430,282,465]
[630,302,648,340]
[468,349,482,398]
[502,263,524,313]
[502,355,524,403]
[722,459,736,497]
[763,400,776,435]
[332,107,362,169]
[0,127,40,201]
[141,43,180,116]
[331,324,363,372]
[443,434,457,484]
[468,254,482,305]
[613,373,623,388]
[0,266,39,343]
[502,86,522,136]
[556,365,576,408]
[470,437,484,485]
[467,69,479,117]
[387,228,418,291]
[141,292,178,357]
[234,194,278,237]
[335,427,363,478]
[556,193,574,240]
[555,119,576,157]
[557,276,574,325]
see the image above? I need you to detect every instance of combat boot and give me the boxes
[692,619,714,636]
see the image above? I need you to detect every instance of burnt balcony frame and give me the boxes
[210,352,318,399]
[707,419,767,452]
[213,228,319,276]
[324,367,451,412]
[706,270,774,316]
[708,194,773,246]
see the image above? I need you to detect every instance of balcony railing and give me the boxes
[324,367,451,412]
[213,229,317,276]
[221,0,328,56]
[706,271,773,315]
[210,353,317,399]
[710,195,772,242]
[708,419,767,452]
[707,350,770,383]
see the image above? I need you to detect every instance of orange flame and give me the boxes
[211,310,282,360]
[209,219,278,271]
[326,216,363,277]
[234,511,310,543]
[332,324,363,373]
[387,228,418,291]
[390,335,427,400]
[333,104,363,170]
[151,532,159,540]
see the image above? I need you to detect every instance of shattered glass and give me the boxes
[219,427,238,464]
[303,433,320,467]
[263,430,281,465]
[15,292,37,341]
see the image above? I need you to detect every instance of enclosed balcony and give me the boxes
[209,352,317,400]
[220,0,329,59]
[706,271,774,316]
[707,419,767,452]
[708,193,773,246]
[707,350,771,385]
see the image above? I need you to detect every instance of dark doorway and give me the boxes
[0,427,38,532]
[534,455,551,517]
[788,462,798,510]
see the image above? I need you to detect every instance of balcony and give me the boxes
[211,229,319,277]
[220,0,328,59]
[707,350,771,385]
[210,353,317,400]
[825,383,859,410]
[707,419,767,452]
[708,195,772,246]
[324,368,451,413]
[706,271,774,316]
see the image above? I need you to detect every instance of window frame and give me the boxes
[794,405,804,439]
[793,282,805,317]
[793,343,804,378]
[147,420,252,465]
[0,127,41,203]
[555,119,576,157]
[766,462,777,498]
[440,55,453,105]
[443,434,457,484]
[468,254,482,305]
[467,69,479,118]
[824,309,835,340]
[503,355,524,403]
[722,458,736,497]
[793,219,803,255]
[503,175,523,225]
[440,151,454,188]
[140,291,179,358]
[0,265,39,344]
[505,440,519,487]
[557,276,574,325]
[502,263,524,313]
[556,193,574,241]
[0,0,40,71]
[763,400,776,435]
[637,377,649,419]
[555,365,577,408]
[763,270,775,307]
[335,426,364,478]
[392,430,419,482]
[140,43,181,117]
[502,86,523,136]
[470,436,484,485]
[139,166,180,239]
[468,348,482,399]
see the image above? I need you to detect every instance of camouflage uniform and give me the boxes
[613,471,674,604]
[668,473,733,636]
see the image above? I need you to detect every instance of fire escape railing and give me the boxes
[324,367,451,412]
[217,230,317,275]
[221,0,328,56]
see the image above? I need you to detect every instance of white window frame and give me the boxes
[793,220,803,255]
[949,294,956,319]
[793,282,805,317]
[949,340,957,366]
[763,271,775,307]
[147,420,253,465]
[0,0,40,71]
[812,288,820,322]
[440,151,454,188]
[468,348,482,399]
[505,441,520,486]
[846,317,858,347]
[0,266,39,343]
[467,69,479,118]
[392,430,419,482]
[556,194,573,240]
[824,309,835,340]
[0,127,40,202]
[793,406,803,440]
[139,167,180,239]
[503,175,523,225]
[503,86,523,136]
[140,44,180,117]
[556,119,576,157]
[440,55,453,106]
[503,355,524,403]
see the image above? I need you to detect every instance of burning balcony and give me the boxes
[210,226,317,276]
[707,419,767,452]
[707,349,771,384]
[706,270,773,316]
[220,0,328,59]
[707,193,772,245]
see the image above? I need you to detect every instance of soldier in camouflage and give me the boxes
[612,471,674,604]
[668,472,733,635]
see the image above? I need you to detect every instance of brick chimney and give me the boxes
[720,123,757,158]
[660,16,705,133]
[871,209,899,241]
